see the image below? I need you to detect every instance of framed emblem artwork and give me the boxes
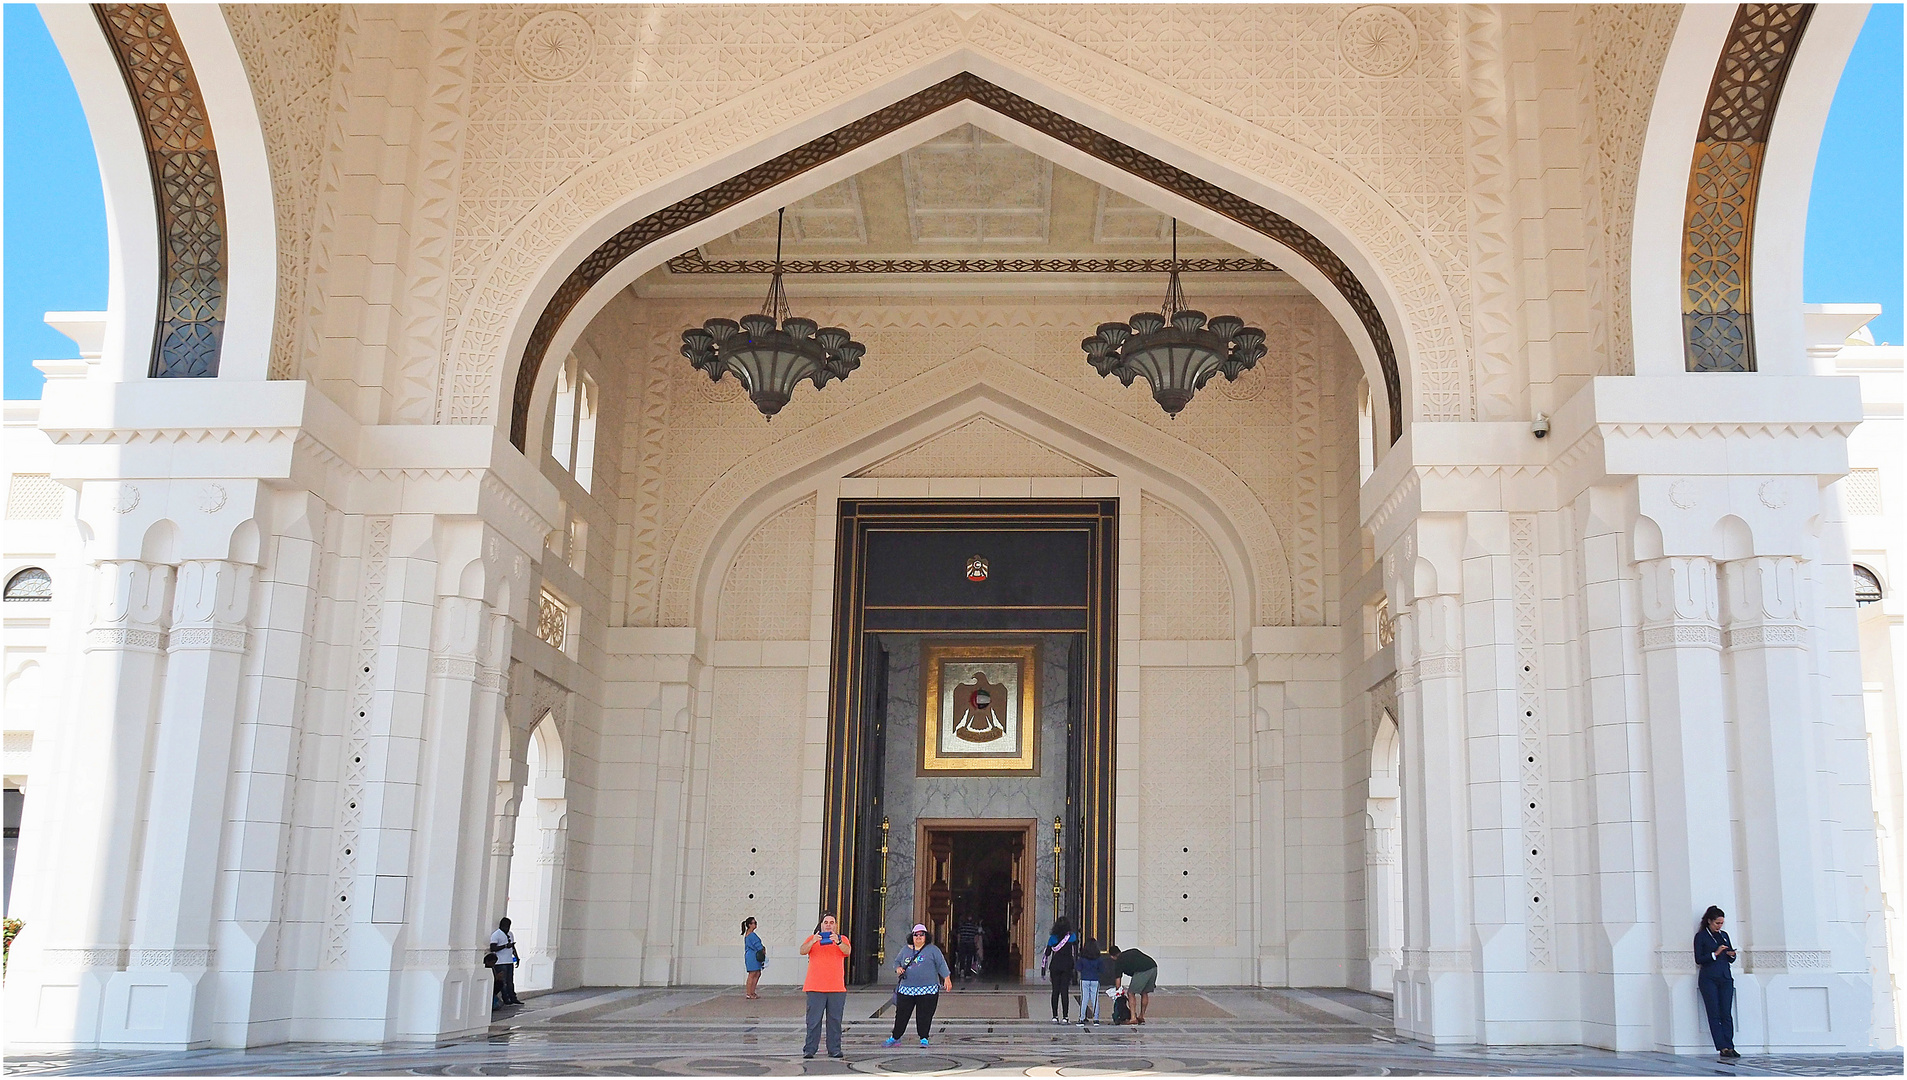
[919,641,1040,775]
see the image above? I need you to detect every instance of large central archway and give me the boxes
[503,70,1418,454]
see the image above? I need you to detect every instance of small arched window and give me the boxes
[1854,565,1883,606]
[548,357,599,494]
[4,567,51,602]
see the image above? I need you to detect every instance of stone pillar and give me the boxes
[208,499,328,1048]
[99,560,255,1049]
[642,675,696,985]
[1249,676,1287,987]
[1365,793,1401,992]
[1395,586,1477,1043]
[394,589,511,1040]
[1720,555,1860,1049]
[1637,555,1735,1051]
[4,559,171,1048]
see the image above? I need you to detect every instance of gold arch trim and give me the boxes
[1681,4,1814,372]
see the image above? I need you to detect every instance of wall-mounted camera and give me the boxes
[1532,414,1550,439]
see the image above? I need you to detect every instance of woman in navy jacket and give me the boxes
[1694,905,1739,1060]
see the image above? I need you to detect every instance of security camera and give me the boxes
[1532,414,1550,439]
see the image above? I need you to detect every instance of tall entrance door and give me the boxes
[822,500,1117,985]
[917,820,1037,982]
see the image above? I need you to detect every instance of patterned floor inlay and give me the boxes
[6,986,1900,1076]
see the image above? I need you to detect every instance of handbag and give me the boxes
[891,946,926,1006]
[754,945,768,966]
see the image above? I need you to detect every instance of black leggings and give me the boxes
[1049,968,1074,1018]
[892,993,939,1039]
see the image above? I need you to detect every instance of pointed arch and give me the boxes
[671,346,1286,632]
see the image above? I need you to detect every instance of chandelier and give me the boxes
[1080,221,1266,417]
[681,209,865,418]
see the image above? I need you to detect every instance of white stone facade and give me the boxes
[0,2,1897,1057]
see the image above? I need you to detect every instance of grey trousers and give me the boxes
[803,991,846,1056]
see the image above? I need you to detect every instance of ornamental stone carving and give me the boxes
[515,11,593,82]
[1338,6,1420,77]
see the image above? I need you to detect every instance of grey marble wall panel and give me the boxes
[877,634,1073,968]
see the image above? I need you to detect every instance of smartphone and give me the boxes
[819,931,835,944]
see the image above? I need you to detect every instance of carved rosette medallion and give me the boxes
[515,11,593,82]
[196,482,229,513]
[112,483,143,515]
[1338,7,1420,77]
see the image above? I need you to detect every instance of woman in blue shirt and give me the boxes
[742,917,766,999]
[884,924,952,1047]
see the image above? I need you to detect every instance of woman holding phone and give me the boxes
[800,913,852,1059]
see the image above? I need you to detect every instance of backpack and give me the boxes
[1112,992,1133,1025]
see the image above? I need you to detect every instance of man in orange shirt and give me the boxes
[800,912,852,1059]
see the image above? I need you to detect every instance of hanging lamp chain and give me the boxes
[1161,218,1188,318]
[761,207,792,324]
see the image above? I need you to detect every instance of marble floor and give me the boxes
[7,984,1901,1077]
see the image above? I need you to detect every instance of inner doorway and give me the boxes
[916,819,1037,983]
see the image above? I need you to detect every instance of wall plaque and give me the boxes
[920,641,1039,775]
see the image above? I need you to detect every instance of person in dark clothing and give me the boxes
[1695,906,1739,1060]
[955,917,980,978]
[1042,916,1078,1022]
[1107,945,1159,1024]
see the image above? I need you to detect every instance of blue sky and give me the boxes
[4,6,1903,397]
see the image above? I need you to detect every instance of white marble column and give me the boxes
[1365,794,1401,992]
[101,560,255,1049]
[1721,555,1859,1048]
[1637,555,1735,1051]
[394,593,511,1040]
[1395,585,1479,1043]
[3,559,171,1048]
[642,676,696,985]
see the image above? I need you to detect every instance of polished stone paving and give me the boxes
[7,984,1901,1076]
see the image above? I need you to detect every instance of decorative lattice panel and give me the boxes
[1141,496,1234,640]
[717,496,818,640]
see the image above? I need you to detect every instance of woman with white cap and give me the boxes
[884,924,952,1048]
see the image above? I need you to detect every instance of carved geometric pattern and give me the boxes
[325,516,389,968]
[1141,497,1234,640]
[717,496,817,641]
[535,589,568,650]
[1681,4,1814,373]
[6,474,66,520]
[1511,515,1554,971]
[94,4,227,378]
[1592,5,1683,375]
[665,249,1280,276]
[222,5,341,381]
[699,668,806,945]
[1137,667,1236,947]
[853,418,1107,479]
[508,73,1405,449]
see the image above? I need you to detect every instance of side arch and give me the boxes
[674,346,1283,633]
[1631,3,1867,376]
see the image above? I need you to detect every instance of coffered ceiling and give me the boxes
[693,125,1260,262]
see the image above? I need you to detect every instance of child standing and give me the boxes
[1076,937,1103,1027]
